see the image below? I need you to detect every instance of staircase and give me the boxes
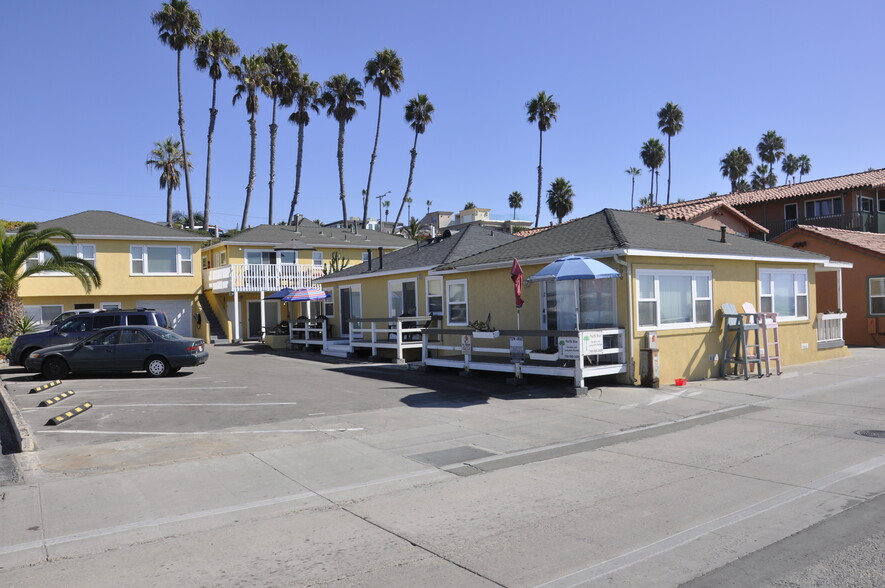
[199,294,229,344]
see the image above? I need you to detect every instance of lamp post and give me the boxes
[376,190,391,230]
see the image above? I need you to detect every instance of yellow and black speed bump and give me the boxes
[38,391,75,407]
[29,380,62,394]
[46,402,93,426]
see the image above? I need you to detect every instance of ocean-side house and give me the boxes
[773,225,885,346]
[200,218,408,342]
[16,211,206,337]
[424,209,849,388]
[314,225,520,360]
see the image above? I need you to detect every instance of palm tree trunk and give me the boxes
[268,98,278,225]
[630,177,635,210]
[167,184,174,227]
[176,49,194,230]
[337,120,348,224]
[649,170,654,203]
[203,79,219,232]
[666,135,672,204]
[362,92,384,229]
[0,286,25,339]
[535,129,543,228]
[392,131,419,232]
[242,114,257,231]
[288,122,305,225]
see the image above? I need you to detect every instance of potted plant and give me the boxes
[470,314,499,339]
[527,346,559,361]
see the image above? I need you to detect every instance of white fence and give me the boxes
[204,264,324,293]
[817,312,846,346]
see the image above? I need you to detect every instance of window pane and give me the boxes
[638,301,656,326]
[81,245,96,262]
[147,247,176,273]
[760,273,771,295]
[795,273,807,294]
[773,273,796,316]
[659,275,692,324]
[871,278,885,296]
[695,300,712,323]
[41,306,63,323]
[180,248,193,274]
[834,198,843,214]
[312,252,323,266]
[872,297,885,314]
[57,244,77,257]
[279,251,296,264]
[760,297,773,313]
[427,279,442,297]
[695,276,710,299]
[93,315,118,329]
[638,274,654,299]
[797,295,808,318]
[448,303,467,324]
[428,297,443,315]
[448,283,465,304]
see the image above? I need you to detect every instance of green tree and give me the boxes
[526,91,560,228]
[392,94,434,232]
[382,199,391,223]
[194,28,239,232]
[508,191,523,219]
[284,73,321,225]
[463,201,476,210]
[401,217,423,242]
[781,153,799,184]
[640,139,666,205]
[260,43,299,224]
[637,195,655,208]
[320,74,366,225]
[146,137,192,227]
[151,0,201,231]
[226,54,268,230]
[757,131,786,179]
[797,154,812,182]
[750,164,777,190]
[546,177,575,223]
[625,167,642,209]
[362,48,405,229]
[719,147,753,192]
[0,225,101,337]
[426,199,432,214]
[657,101,684,204]
[734,178,751,193]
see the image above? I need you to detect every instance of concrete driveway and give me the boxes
[1,345,884,586]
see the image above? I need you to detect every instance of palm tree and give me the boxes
[151,0,201,231]
[284,73,321,225]
[547,177,575,223]
[146,137,191,227]
[508,191,523,219]
[194,28,239,233]
[0,224,101,337]
[362,48,405,229]
[757,131,786,180]
[526,91,560,228]
[171,210,204,229]
[719,147,753,192]
[734,179,751,193]
[463,202,476,210]
[750,164,777,190]
[657,102,684,204]
[406,196,413,220]
[260,43,299,224]
[382,199,391,223]
[401,217,423,242]
[226,54,268,230]
[637,195,655,208]
[781,153,799,184]
[797,154,812,182]
[625,167,642,209]
[639,139,666,205]
[392,93,434,232]
[426,199,432,214]
[320,74,366,225]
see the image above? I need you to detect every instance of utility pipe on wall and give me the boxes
[612,255,636,384]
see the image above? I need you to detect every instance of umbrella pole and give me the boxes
[516,307,520,330]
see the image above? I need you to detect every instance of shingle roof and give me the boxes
[441,208,827,270]
[219,219,409,248]
[319,224,520,281]
[513,219,578,237]
[637,198,769,234]
[722,168,885,206]
[32,211,205,241]
[776,225,885,257]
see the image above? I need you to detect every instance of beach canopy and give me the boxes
[528,256,620,282]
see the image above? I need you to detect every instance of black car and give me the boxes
[9,308,169,366]
[24,326,209,378]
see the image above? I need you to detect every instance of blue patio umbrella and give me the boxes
[528,256,620,282]
[264,287,297,300]
[282,287,328,320]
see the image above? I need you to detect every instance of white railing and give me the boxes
[817,312,846,346]
[203,264,324,293]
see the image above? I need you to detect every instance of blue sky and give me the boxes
[2,1,883,231]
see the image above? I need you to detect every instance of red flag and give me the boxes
[511,258,524,308]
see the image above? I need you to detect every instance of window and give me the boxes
[323,288,334,317]
[119,329,151,344]
[312,251,323,266]
[446,280,468,325]
[426,277,443,316]
[24,305,64,325]
[805,197,842,218]
[636,270,712,329]
[858,195,874,213]
[100,302,121,310]
[214,250,227,267]
[361,252,370,263]
[870,277,885,316]
[759,268,808,320]
[131,246,193,275]
[388,279,417,317]
[25,244,96,274]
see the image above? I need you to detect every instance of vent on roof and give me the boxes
[720,225,727,243]
[658,214,667,221]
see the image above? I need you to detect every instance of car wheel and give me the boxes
[21,347,40,365]
[145,356,170,377]
[42,357,69,380]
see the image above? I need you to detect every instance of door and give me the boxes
[247,300,280,339]
[67,329,120,372]
[784,203,798,229]
[137,299,192,336]
[340,286,361,336]
[114,328,155,371]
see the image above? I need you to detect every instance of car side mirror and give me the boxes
[75,340,86,349]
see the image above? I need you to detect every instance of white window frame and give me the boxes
[23,304,64,325]
[322,287,335,317]
[870,276,885,316]
[214,250,227,267]
[388,278,418,317]
[361,252,370,263]
[858,194,874,214]
[312,251,324,267]
[25,243,96,275]
[130,245,194,276]
[100,302,122,310]
[445,279,469,326]
[759,268,809,321]
[426,277,444,317]
[636,269,713,331]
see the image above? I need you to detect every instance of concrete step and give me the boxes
[320,347,350,358]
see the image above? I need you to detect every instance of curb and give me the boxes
[0,378,36,452]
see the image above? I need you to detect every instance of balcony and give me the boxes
[759,211,885,239]
[817,312,846,349]
[203,263,324,293]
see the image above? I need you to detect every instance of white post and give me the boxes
[836,267,843,311]
[259,290,266,342]
[395,318,404,363]
[233,290,240,342]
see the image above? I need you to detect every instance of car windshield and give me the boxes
[147,327,183,341]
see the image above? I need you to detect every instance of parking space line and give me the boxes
[46,386,249,392]
[20,402,301,412]
[37,428,365,435]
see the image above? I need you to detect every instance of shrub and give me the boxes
[0,336,13,359]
